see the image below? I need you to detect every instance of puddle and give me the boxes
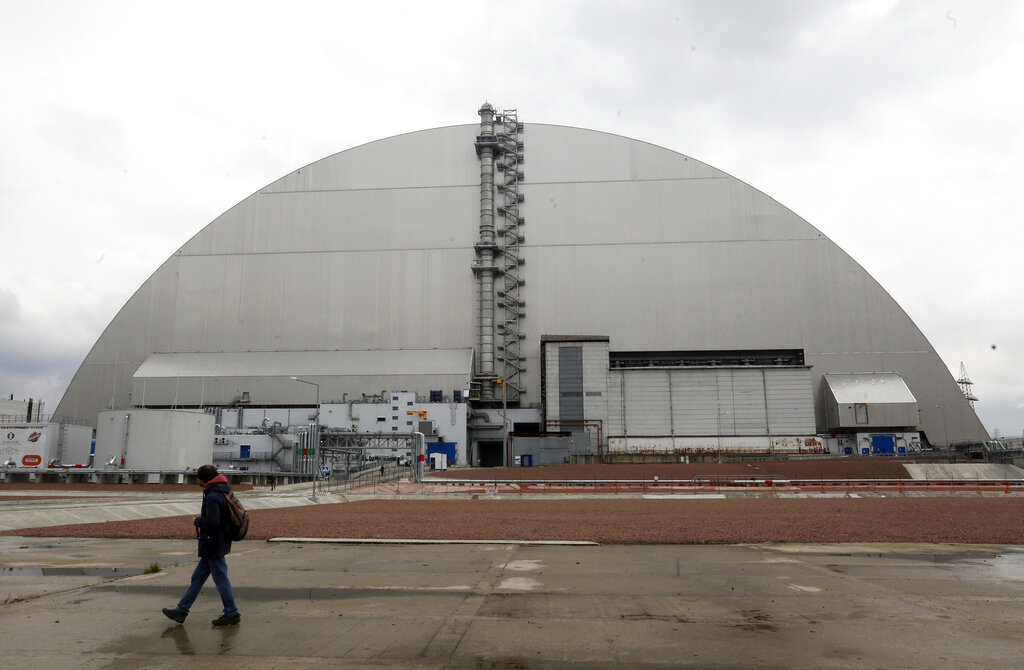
[989,549,1024,582]
[819,550,1001,564]
[497,577,542,591]
[787,583,822,593]
[505,560,543,572]
[0,566,145,578]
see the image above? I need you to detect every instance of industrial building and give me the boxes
[41,104,986,477]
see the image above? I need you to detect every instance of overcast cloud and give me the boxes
[1,0,1021,437]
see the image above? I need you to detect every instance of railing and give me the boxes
[213,451,273,461]
[412,475,1024,494]
[318,461,411,494]
[0,414,93,427]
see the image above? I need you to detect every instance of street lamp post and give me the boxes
[290,376,320,421]
[291,377,320,497]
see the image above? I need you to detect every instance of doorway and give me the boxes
[478,440,504,467]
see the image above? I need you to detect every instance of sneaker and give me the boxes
[211,612,241,627]
[162,607,187,624]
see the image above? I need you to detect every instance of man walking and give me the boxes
[162,464,241,626]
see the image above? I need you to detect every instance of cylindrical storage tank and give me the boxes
[96,409,213,470]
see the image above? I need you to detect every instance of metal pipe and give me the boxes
[477,102,496,397]
[309,421,320,500]
[667,370,675,451]
[619,372,627,452]
[120,413,130,469]
[761,369,772,454]
[47,452,95,469]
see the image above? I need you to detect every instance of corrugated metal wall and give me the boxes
[607,367,814,437]
[766,370,817,435]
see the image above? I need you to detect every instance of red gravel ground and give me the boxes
[3,461,1021,544]
[6,498,1024,545]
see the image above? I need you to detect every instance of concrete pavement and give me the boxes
[3,484,1024,668]
[1,536,1024,668]
[0,485,331,532]
[904,463,1024,480]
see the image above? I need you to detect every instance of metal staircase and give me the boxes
[494,109,526,402]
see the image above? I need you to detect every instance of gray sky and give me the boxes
[1,0,1021,438]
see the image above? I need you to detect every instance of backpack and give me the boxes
[224,491,250,541]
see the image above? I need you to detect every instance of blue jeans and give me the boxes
[176,556,238,616]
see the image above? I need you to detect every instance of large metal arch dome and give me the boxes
[54,122,987,445]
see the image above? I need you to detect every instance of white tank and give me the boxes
[0,422,92,468]
[95,409,213,470]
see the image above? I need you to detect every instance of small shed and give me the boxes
[823,373,919,430]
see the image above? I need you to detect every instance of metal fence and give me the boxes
[317,460,411,494]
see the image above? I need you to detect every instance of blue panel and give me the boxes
[427,442,457,464]
[240,444,251,459]
[871,435,895,454]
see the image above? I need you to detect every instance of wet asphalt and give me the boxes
[1,484,1023,668]
[2,537,1024,667]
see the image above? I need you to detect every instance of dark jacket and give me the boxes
[195,474,232,558]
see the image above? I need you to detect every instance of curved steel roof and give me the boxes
[54,123,986,445]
